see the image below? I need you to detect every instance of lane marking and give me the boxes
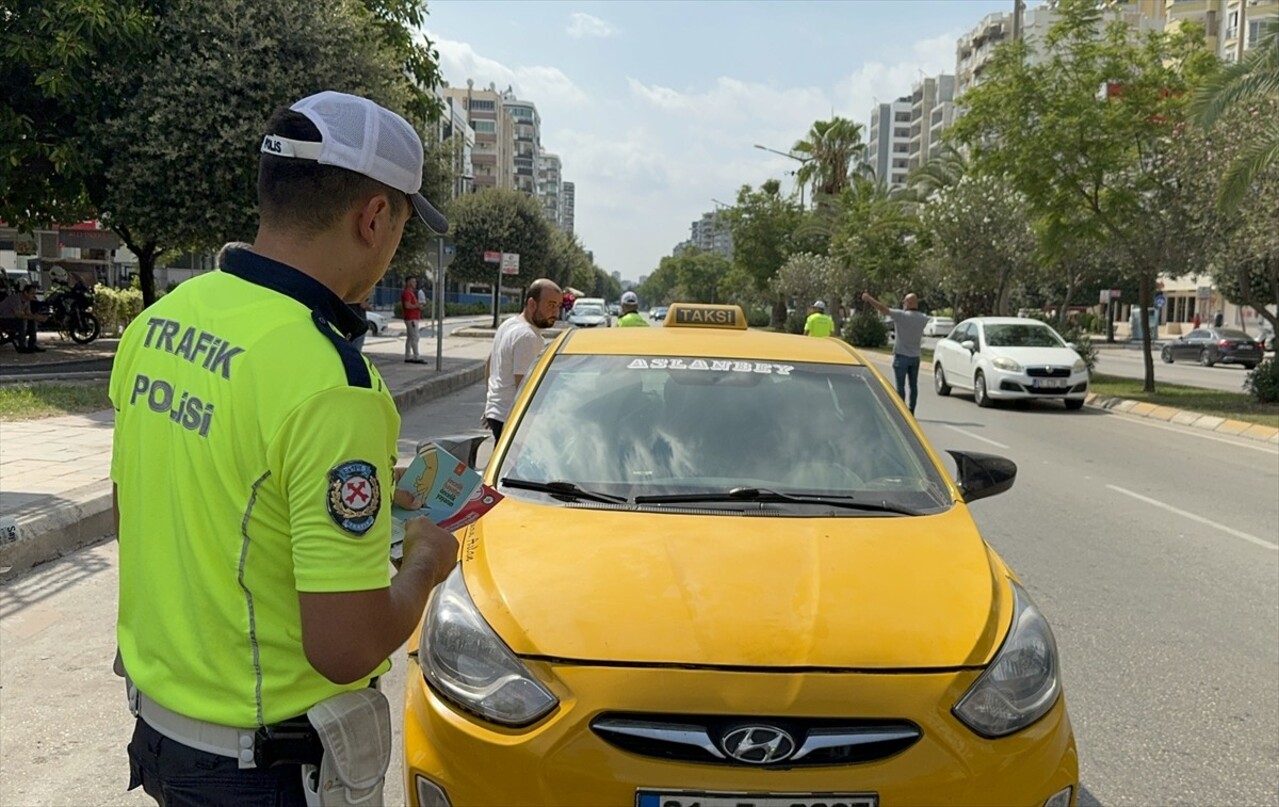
[943,425,1010,449]
[1105,484,1279,551]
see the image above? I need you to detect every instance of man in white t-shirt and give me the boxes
[482,278,563,440]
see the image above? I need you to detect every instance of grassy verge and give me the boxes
[1089,373,1279,428]
[0,382,112,421]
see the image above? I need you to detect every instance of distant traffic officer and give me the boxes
[617,291,649,327]
[804,300,835,338]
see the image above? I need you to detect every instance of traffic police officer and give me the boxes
[616,291,649,327]
[803,300,835,337]
[110,91,457,806]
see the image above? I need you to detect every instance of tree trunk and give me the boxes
[115,226,160,308]
[771,295,787,329]
[1059,271,1078,329]
[1138,271,1155,393]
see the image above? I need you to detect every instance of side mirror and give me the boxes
[415,432,491,470]
[947,450,1017,503]
[1065,341,1077,350]
[961,339,977,353]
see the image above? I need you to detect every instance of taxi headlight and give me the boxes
[419,566,558,727]
[953,581,1061,738]
[992,357,1022,372]
[1072,358,1087,373]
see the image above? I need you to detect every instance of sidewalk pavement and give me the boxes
[0,331,495,578]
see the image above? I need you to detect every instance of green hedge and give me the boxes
[93,284,144,335]
[1245,358,1279,403]
[745,309,770,328]
[843,311,888,348]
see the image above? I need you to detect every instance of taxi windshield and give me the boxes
[496,355,951,514]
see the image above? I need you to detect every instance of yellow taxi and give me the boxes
[404,304,1078,807]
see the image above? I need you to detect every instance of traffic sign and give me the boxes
[1154,293,1165,309]
[500,252,520,275]
[483,250,501,263]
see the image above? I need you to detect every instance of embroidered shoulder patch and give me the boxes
[327,460,381,536]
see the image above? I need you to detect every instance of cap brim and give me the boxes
[410,193,449,234]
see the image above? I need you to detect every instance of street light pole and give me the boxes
[753,143,809,208]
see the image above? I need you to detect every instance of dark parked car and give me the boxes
[1161,328,1264,369]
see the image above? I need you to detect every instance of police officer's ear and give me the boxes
[353,191,403,248]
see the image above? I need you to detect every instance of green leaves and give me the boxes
[446,189,555,287]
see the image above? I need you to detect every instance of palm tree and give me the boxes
[1191,19,1279,210]
[792,117,867,203]
[903,142,971,204]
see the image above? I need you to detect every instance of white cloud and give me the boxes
[433,35,588,108]
[835,28,963,128]
[566,12,616,39]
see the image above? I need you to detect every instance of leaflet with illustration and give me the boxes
[390,445,502,560]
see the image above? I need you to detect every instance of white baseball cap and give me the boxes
[812,300,826,310]
[260,91,449,234]
[620,291,639,305]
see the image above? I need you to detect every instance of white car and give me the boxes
[365,310,390,335]
[568,302,610,328]
[933,317,1089,410]
[924,316,955,337]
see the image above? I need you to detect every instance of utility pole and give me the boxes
[1237,0,1247,63]
[1012,0,1024,42]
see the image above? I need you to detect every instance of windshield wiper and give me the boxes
[500,477,627,504]
[634,486,921,515]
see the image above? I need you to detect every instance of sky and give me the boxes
[425,0,1014,283]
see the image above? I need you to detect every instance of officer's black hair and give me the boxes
[257,108,409,234]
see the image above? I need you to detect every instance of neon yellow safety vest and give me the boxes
[618,311,649,327]
[109,247,397,728]
[805,312,835,337]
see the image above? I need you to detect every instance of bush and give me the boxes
[93,284,144,336]
[746,309,770,328]
[1245,358,1279,403]
[843,311,888,348]
[783,309,806,335]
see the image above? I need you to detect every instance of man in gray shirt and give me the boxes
[862,291,928,415]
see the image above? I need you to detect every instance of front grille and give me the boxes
[1026,366,1071,378]
[591,713,921,768]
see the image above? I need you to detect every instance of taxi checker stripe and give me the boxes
[238,470,273,728]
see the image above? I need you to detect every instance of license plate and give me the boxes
[637,791,878,807]
[1033,378,1068,389]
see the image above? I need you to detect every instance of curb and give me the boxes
[1084,392,1279,444]
[0,371,113,384]
[0,360,486,580]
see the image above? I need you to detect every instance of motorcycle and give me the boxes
[39,282,101,344]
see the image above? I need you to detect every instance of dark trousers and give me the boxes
[127,718,307,807]
[485,418,504,441]
[1,318,37,349]
[892,354,921,414]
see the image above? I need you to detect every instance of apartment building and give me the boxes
[561,181,576,235]
[908,75,955,171]
[442,82,513,191]
[1218,0,1279,61]
[538,150,563,228]
[501,87,541,196]
[689,210,733,260]
[867,96,913,189]
[956,12,1012,98]
[437,90,475,199]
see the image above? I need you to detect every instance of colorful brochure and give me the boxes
[390,444,502,560]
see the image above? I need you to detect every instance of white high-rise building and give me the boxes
[908,75,955,171]
[867,96,913,189]
[537,150,563,229]
[561,181,575,235]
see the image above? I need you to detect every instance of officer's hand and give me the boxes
[393,488,423,511]
[400,517,458,581]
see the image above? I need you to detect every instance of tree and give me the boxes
[2,0,444,308]
[1195,103,1279,336]
[636,248,728,305]
[951,0,1216,391]
[1191,19,1279,210]
[792,116,868,204]
[446,188,555,319]
[828,175,924,307]
[724,180,805,326]
[903,143,970,205]
[919,173,1037,319]
[773,253,839,316]
[0,0,155,228]
[98,0,424,306]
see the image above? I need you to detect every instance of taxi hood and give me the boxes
[462,498,1012,670]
